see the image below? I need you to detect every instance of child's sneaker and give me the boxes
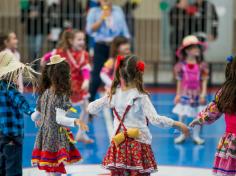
[174,134,186,144]
[193,136,205,145]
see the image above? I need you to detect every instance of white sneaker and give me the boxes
[174,134,186,144]
[193,136,205,145]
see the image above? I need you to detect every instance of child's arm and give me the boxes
[81,66,91,90]
[87,95,109,115]
[142,95,175,128]
[200,62,209,103]
[7,86,34,116]
[100,59,114,87]
[141,95,189,136]
[190,90,223,127]
[55,108,88,131]
[174,80,181,104]
[174,63,182,104]
[190,101,222,127]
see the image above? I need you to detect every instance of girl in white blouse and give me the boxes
[87,55,189,176]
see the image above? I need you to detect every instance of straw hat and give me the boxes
[47,55,65,65]
[0,51,25,78]
[0,51,38,86]
[176,35,207,59]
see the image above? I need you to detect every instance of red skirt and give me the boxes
[102,138,157,174]
[71,79,89,104]
[32,148,82,173]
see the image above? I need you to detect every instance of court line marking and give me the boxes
[23,164,212,176]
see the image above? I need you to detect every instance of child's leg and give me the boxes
[0,138,22,176]
[130,170,150,176]
[192,125,205,145]
[111,169,127,176]
[174,115,186,144]
[75,100,94,144]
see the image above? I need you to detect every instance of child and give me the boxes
[100,36,131,90]
[55,29,93,143]
[173,35,208,144]
[31,55,88,175]
[190,55,236,176]
[0,51,36,176]
[88,55,189,175]
[0,32,24,93]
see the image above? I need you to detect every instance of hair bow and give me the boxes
[226,55,234,63]
[115,55,125,69]
[136,61,145,72]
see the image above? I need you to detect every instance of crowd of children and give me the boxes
[0,27,235,176]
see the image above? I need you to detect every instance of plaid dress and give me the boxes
[31,89,81,174]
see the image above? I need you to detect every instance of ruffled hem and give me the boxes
[102,139,157,174]
[103,164,157,173]
[172,103,205,117]
[212,133,236,176]
[32,148,82,173]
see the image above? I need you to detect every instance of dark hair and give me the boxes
[110,36,129,58]
[217,57,236,114]
[0,33,8,51]
[57,29,83,51]
[182,44,204,62]
[110,55,148,98]
[38,61,71,96]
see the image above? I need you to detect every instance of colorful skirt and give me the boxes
[32,127,82,173]
[213,133,236,176]
[102,138,157,174]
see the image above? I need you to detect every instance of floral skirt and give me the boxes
[102,138,157,174]
[213,133,236,176]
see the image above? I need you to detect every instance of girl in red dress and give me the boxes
[55,29,93,144]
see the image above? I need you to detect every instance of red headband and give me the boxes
[136,61,145,72]
[115,55,125,69]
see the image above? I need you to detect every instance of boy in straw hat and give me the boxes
[0,51,37,175]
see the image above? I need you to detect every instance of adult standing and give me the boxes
[169,0,191,63]
[122,0,141,50]
[86,0,130,103]
[46,0,63,49]
[191,0,219,41]
[21,0,45,65]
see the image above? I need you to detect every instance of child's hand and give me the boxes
[35,119,42,127]
[199,97,206,105]
[174,95,180,104]
[174,121,190,137]
[75,119,89,131]
[189,118,201,127]
[81,80,89,91]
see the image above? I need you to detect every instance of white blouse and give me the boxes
[88,88,174,144]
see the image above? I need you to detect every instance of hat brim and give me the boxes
[176,41,207,59]
[46,58,66,65]
[0,61,25,78]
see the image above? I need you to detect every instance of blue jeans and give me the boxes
[0,135,22,176]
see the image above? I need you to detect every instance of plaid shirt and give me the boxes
[0,81,34,137]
